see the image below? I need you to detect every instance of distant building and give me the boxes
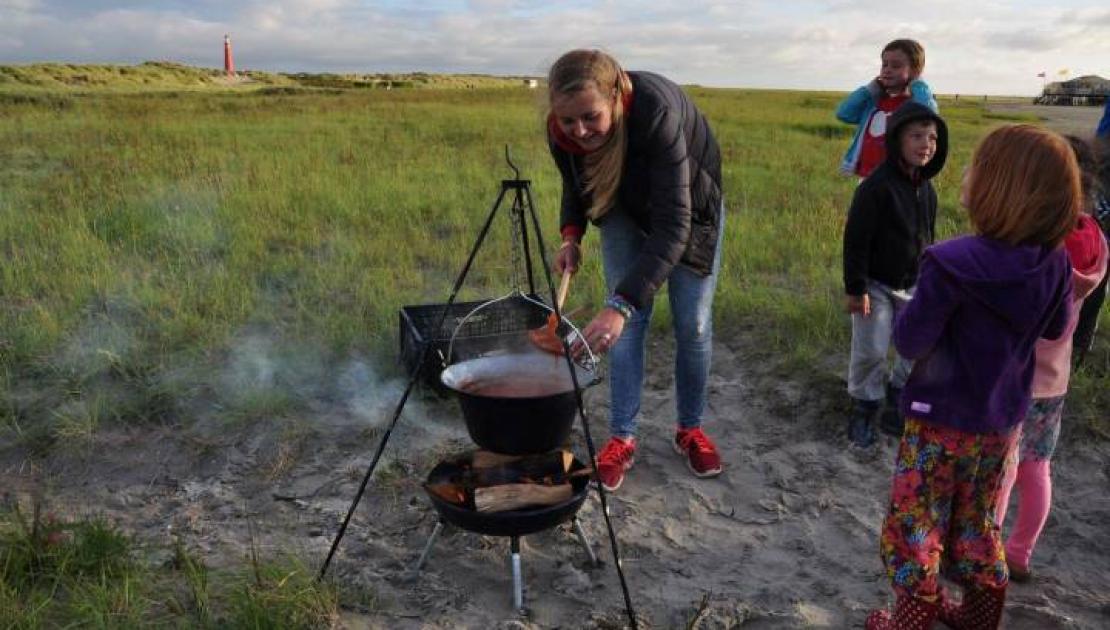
[224,34,234,76]
[1036,74,1110,105]
[523,78,539,89]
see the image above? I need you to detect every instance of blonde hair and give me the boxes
[548,49,633,220]
[883,39,925,77]
[966,124,1081,248]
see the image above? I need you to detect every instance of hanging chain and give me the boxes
[508,191,526,293]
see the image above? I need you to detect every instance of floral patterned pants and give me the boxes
[878,417,1018,598]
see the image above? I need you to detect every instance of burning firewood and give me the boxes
[462,449,579,485]
[425,449,592,512]
[426,482,468,505]
[474,483,573,512]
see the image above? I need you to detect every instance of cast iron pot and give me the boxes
[439,352,597,455]
[423,454,590,536]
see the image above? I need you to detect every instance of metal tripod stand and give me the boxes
[318,148,638,628]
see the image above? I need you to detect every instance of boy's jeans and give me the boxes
[848,279,913,402]
[599,206,724,439]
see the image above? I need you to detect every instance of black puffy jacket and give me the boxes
[549,71,723,309]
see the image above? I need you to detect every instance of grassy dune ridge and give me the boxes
[0,61,536,92]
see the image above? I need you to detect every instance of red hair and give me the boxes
[966,125,1081,248]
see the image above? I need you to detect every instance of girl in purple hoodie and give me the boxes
[866,125,1079,630]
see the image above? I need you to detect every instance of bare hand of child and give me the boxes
[846,294,871,317]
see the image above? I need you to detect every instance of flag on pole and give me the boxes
[1036,71,1046,78]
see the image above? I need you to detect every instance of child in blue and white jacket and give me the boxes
[836,39,938,178]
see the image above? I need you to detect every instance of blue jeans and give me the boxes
[599,206,724,439]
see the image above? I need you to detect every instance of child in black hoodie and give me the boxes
[842,101,948,446]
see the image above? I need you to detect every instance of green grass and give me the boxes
[0,506,340,628]
[0,81,1105,448]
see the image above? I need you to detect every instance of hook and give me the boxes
[505,144,521,181]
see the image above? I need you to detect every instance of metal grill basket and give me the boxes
[399,293,549,388]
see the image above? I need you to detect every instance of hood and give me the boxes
[884,101,948,180]
[929,236,1069,331]
[1066,214,1109,300]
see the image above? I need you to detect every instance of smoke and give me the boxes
[46,295,181,427]
[218,332,457,440]
[224,333,279,392]
[220,332,329,414]
[56,306,138,379]
[335,356,407,428]
[334,355,468,444]
[220,334,393,423]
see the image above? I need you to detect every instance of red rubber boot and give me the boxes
[938,585,1006,630]
[866,595,940,630]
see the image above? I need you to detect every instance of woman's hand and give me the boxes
[571,307,626,357]
[555,240,581,274]
[846,294,871,317]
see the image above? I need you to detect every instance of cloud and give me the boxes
[1056,7,1110,27]
[1,0,1108,95]
[985,29,1065,53]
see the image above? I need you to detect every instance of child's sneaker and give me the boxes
[595,437,636,492]
[673,427,723,478]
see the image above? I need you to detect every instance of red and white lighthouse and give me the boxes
[224,34,235,76]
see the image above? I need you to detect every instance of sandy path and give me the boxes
[5,331,1107,629]
[986,102,1104,137]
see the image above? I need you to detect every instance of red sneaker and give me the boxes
[595,437,636,492]
[673,427,722,477]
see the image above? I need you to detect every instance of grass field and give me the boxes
[2,77,1103,441]
[0,66,1107,626]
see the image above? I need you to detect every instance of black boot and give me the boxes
[879,385,904,437]
[848,398,880,447]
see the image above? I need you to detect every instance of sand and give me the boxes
[985,102,1105,138]
[4,329,1108,629]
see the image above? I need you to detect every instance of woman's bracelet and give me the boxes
[604,294,635,320]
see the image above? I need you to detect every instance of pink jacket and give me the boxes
[1032,215,1109,398]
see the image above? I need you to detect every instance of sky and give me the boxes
[1,0,1108,95]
